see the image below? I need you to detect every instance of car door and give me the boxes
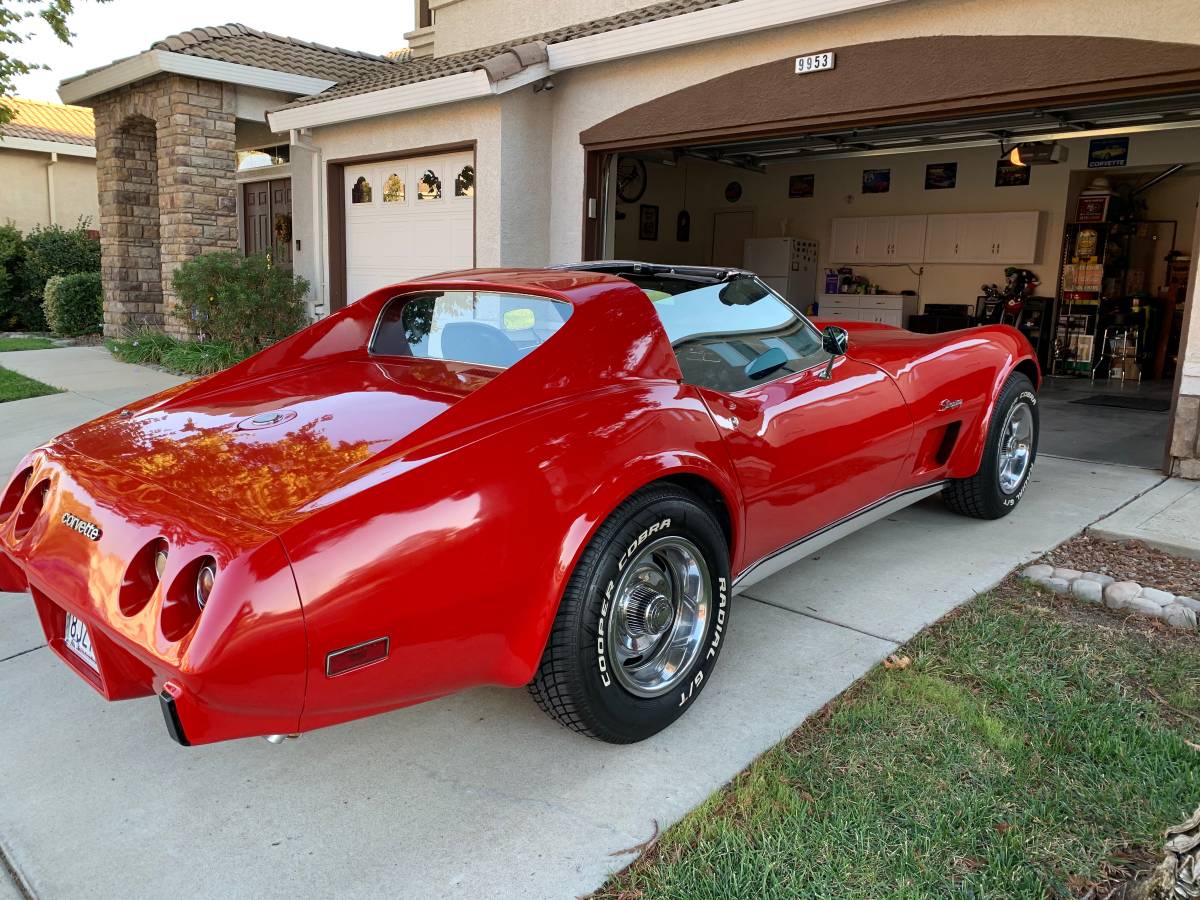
[643,274,914,578]
[694,355,914,576]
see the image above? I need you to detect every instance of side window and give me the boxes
[351,175,372,204]
[644,277,825,393]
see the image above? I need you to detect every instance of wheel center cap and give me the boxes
[623,584,675,638]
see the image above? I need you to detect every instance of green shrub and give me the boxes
[43,272,103,336]
[22,221,101,331]
[172,252,309,354]
[0,224,30,330]
[107,329,247,376]
[106,329,177,367]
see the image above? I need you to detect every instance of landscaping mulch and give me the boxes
[1041,533,1200,597]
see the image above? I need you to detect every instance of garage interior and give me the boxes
[601,92,1200,471]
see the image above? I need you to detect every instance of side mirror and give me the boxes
[819,326,848,379]
[822,325,848,356]
[744,346,788,380]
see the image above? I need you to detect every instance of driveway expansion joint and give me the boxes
[0,645,45,665]
[736,591,903,645]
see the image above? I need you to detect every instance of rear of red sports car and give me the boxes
[0,268,690,746]
[0,444,307,744]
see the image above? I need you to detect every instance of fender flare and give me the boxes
[952,352,1041,478]
[513,450,743,684]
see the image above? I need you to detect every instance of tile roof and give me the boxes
[282,0,742,108]
[0,97,95,146]
[148,24,400,82]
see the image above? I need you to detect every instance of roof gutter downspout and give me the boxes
[45,151,58,226]
[290,127,327,318]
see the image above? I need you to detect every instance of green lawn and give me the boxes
[0,336,56,351]
[0,366,62,403]
[596,582,1200,900]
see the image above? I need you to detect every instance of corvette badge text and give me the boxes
[60,512,101,542]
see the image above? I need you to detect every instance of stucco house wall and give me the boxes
[0,149,98,233]
[428,0,669,56]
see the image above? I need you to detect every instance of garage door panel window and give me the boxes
[370,290,571,368]
[383,173,405,203]
[455,165,475,198]
[418,169,442,200]
[351,175,372,204]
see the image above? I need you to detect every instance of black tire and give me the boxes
[528,484,731,743]
[943,372,1039,519]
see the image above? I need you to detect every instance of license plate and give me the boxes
[64,613,99,672]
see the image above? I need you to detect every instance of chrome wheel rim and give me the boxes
[997,401,1034,495]
[606,535,711,698]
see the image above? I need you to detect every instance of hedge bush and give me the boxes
[0,221,101,331]
[0,224,30,330]
[172,252,309,354]
[43,272,103,336]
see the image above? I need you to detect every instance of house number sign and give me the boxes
[794,51,835,74]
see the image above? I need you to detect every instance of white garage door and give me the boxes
[344,151,474,300]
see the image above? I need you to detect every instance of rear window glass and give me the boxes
[370,290,572,368]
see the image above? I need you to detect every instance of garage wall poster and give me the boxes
[862,169,890,193]
[995,159,1031,187]
[924,162,957,190]
[1088,136,1129,168]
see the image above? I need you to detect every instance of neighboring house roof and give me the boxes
[1,97,95,146]
[281,0,740,108]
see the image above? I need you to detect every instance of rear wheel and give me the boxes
[943,372,1038,519]
[528,485,730,743]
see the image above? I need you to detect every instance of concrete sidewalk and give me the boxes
[1090,477,1200,560]
[0,447,1162,899]
[0,346,184,472]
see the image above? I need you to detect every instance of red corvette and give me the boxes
[0,264,1039,746]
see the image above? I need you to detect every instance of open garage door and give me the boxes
[343,149,475,300]
[582,36,1200,474]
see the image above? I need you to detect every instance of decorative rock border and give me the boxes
[1021,564,1200,632]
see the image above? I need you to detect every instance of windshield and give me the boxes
[621,273,826,393]
[370,290,572,368]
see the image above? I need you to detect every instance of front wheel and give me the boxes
[943,372,1038,519]
[528,485,731,743]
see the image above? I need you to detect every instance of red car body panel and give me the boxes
[0,268,1038,744]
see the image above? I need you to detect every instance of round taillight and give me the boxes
[196,562,215,610]
[119,538,169,617]
[0,468,33,524]
[13,478,50,539]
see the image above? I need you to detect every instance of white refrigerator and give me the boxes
[743,238,818,308]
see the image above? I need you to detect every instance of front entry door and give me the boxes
[242,178,292,270]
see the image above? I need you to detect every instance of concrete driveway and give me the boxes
[0,348,1164,899]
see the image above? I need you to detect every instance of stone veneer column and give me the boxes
[93,74,237,337]
[94,82,165,335]
[157,75,238,337]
